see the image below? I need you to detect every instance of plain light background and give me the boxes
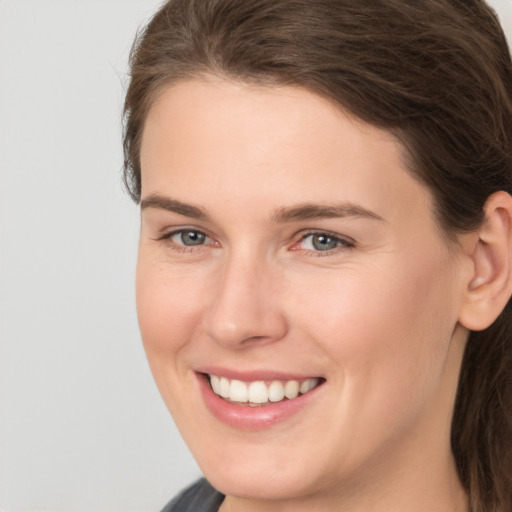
[0,1,201,511]
[0,1,511,511]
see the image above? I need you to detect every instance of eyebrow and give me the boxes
[271,203,385,223]
[140,194,384,223]
[140,194,209,219]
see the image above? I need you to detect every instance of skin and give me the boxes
[137,77,473,512]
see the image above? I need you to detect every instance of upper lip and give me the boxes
[195,366,323,382]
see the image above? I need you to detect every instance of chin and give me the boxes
[184,430,332,502]
[202,461,317,501]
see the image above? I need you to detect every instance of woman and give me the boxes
[123,1,512,510]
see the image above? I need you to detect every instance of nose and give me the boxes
[203,252,288,348]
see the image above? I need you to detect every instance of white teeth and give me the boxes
[300,378,318,394]
[284,380,300,399]
[219,377,230,398]
[248,381,268,403]
[230,379,248,402]
[208,375,320,404]
[268,380,285,402]
[210,375,220,394]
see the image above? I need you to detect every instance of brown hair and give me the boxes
[123,1,512,510]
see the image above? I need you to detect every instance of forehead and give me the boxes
[142,77,400,160]
[140,77,434,228]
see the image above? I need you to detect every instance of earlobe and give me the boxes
[459,191,512,331]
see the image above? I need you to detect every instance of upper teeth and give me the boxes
[209,375,319,405]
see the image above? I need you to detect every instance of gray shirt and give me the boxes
[161,479,224,512]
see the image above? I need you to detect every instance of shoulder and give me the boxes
[160,478,225,512]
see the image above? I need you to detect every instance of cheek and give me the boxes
[290,253,459,418]
[136,255,206,363]
[135,255,210,427]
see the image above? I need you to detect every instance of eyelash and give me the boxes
[155,228,215,253]
[295,231,355,256]
[155,228,355,256]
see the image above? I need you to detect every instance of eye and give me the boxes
[297,232,354,253]
[177,230,206,245]
[159,228,214,248]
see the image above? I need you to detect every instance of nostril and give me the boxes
[203,261,288,347]
[204,310,288,348]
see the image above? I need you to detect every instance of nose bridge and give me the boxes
[204,246,287,347]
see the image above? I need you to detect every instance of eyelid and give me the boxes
[154,226,217,247]
[152,226,355,255]
[292,229,356,254]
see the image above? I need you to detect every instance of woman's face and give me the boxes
[137,78,469,504]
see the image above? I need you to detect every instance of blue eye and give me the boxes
[300,232,353,252]
[171,230,208,246]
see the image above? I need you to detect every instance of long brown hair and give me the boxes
[123,1,512,510]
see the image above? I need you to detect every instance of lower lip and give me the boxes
[197,373,323,430]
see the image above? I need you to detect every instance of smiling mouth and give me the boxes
[207,374,323,406]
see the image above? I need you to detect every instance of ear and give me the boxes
[458,191,512,331]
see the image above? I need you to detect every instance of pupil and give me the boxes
[182,231,205,246]
[312,234,338,251]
